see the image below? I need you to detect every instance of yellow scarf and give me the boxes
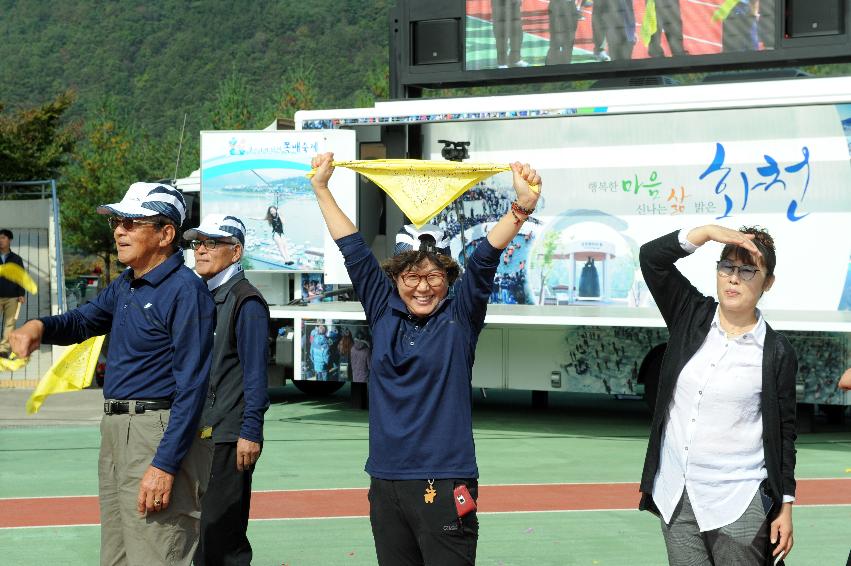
[0,262,37,294]
[24,335,105,414]
[308,159,539,228]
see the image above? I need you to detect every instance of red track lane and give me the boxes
[2,479,849,529]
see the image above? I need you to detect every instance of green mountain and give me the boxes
[0,0,391,134]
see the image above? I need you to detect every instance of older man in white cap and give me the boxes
[184,214,270,566]
[10,182,216,566]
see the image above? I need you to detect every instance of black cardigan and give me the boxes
[637,230,798,519]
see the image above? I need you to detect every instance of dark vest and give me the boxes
[202,271,269,443]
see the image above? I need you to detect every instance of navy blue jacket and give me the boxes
[40,252,215,474]
[337,232,501,479]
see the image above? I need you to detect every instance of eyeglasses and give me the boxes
[189,239,235,250]
[400,271,446,288]
[716,259,760,281]
[107,217,162,231]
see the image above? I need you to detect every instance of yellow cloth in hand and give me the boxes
[308,159,538,228]
[0,262,37,294]
[0,353,28,372]
[640,0,658,46]
[26,335,105,414]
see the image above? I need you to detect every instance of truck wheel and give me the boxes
[293,380,345,396]
[638,343,667,418]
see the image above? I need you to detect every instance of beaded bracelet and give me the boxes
[511,201,535,216]
[510,209,525,226]
[511,200,535,216]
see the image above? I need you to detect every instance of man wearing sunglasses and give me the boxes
[9,182,215,566]
[184,214,270,566]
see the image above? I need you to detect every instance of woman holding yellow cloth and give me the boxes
[309,152,541,566]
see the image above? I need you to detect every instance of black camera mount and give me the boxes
[438,139,470,163]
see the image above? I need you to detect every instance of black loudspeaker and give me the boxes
[412,18,460,65]
[785,0,844,37]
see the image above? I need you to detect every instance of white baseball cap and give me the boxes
[183,214,246,245]
[97,182,187,226]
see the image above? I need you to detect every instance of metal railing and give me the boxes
[0,179,65,313]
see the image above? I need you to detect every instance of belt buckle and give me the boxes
[103,400,115,415]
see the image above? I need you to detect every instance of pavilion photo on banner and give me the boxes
[200,130,355,272]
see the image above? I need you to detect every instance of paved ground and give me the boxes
[0,387,103,428]
[0,385,849,565]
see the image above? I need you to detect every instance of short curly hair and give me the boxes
[720,225,776,278]
[381,250,461,286]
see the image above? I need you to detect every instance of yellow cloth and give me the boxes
[640,0,658,46]
[308,159,539,228]
[712,0,740,22]
[25,335,105,414]
[0,262,37,294]
[0,353,28,372]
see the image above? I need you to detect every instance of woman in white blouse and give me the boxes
[637,225,797,566]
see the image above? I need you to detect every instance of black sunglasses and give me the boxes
[716,259,760,281]
[107,217,162,231]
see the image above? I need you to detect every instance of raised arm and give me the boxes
[640,224,760,327]
[309,152,357,240]
[684,225,760,257]
[486,162,541,250]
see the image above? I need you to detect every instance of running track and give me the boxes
[3,479,849,529]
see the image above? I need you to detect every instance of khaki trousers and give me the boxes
[0,297,19,353]
[98,406,213,566]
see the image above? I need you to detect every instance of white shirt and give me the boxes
[205,262,242,291]
[653,308,768,531]
[653,229,769,531]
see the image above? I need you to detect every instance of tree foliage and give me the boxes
[531,230,561,305]
[210,67,255,130]
[269,61,320,122]
[0,0,392,135]
[0,91,77,182]
[60,103,153,282]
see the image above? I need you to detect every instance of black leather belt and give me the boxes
[103,399,172,415]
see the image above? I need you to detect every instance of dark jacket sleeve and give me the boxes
[776,334,798,498]
[236,297,271,443]
[453,238,503,334]
[151,284,215,474]
[336,233,392,326]
[40,276,119,344]
[639,230,706,329]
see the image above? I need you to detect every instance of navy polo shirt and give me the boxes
[336,232,502,479]
[40,252,215,474]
